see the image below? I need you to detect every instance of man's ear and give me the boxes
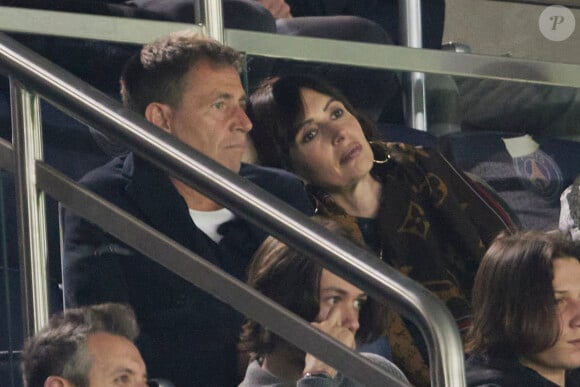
[44,376,73,387]
[145,102,173,133]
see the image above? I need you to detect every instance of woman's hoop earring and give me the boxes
[369,141,390,164]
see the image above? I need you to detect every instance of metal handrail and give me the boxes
[0,29,465,387]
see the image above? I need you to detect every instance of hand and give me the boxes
[302,305,355,379]
[256,0,293,19]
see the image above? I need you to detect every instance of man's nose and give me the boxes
[234,106,252,133]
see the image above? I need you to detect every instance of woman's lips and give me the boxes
[568,338,580,347]
[340,143,362,164]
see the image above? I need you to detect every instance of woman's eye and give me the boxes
[331,108,344,120]
[327,296,341,305]
[354,298,367,310]
[302,129,317,143]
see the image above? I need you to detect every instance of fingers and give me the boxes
[303,352,338,379]
[325,303,343,326]
[312,306,355,349]
[303,305,354,379]
[274,1,292,19]
[257,0,293,19]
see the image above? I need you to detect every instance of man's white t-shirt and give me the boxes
[188,208,235,243]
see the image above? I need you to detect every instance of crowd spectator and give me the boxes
[238,217,409,386]
[20,303,148,387]
[466,231,580,386]
[63,31,313,386]
[247,74,517,386]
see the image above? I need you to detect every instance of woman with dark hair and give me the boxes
[466,231,580,386]
[238,218,408,386]
[248,75,517,386]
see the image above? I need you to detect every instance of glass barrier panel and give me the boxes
[444,0,580,64]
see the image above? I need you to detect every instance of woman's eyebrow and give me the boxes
[320,287,347,295]
[295,118,314,132]
[294,98,339,132]
[323,98,338,111]
[320,287,367,298]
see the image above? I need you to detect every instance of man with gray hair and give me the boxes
[20,303,147,387]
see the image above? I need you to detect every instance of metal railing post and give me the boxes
[199,0,225,42]
[399,0,428,131]
[10,78,50,336]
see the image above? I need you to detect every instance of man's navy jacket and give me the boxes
[63,153,314,387]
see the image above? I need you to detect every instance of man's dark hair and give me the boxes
[120,30,244,115]
[20,303,140,387]
[239,217,389,360]
[248,74,380,170]
[466,231,580,358]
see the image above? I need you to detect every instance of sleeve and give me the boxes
[422,146,519,244]
[297,375,338,387]
[266,167,315,216]
[240,163,315,216]
[297,353,410,387]
[355,352,410,386]
[62,207,133,307]
[384,141,515,247]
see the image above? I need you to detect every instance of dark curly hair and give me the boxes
[239,217,389,360]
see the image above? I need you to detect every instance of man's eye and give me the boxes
[114,374,131,384]
[327,296,341,305]
[331,108,344,119]
[213,101,225,110]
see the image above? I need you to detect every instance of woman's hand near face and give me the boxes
[302,306,356,379]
